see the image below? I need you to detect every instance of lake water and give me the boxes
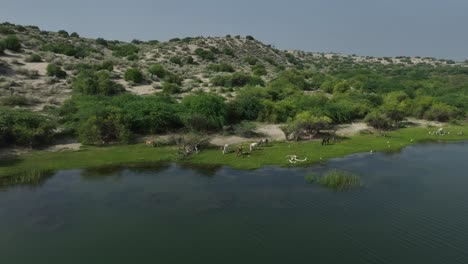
[1,142,468,264]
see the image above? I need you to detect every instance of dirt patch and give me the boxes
[336,122,369,136]
[254,123,285,141]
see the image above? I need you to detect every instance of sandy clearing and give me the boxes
[126,84,158,95]
[336,122,369,136]
[45,143,82,152]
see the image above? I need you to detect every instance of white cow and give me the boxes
[222,144,229,154]
[249,142,258,152]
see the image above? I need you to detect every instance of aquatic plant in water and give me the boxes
[306,169,361,191]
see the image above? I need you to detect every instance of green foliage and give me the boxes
[0,25,15,34]
[212,72,264,88]
[244,56,258,65]
[181,92,227,131]
[246,35,255,40]
[0,108,56,147]
[282,112,333,140]
[3,35,21,52]
[41,42,88,58]
[46,63,67,79]
[111,44,139,58]
[58,30,69,38]
[222,47,234,56]
[0,41,5,54]
[169,56,183,66]
[148,63,166,78]
[315,170,361,191]
[228,86,268,122]
[70,32,79,38]
[164,72,183,85]
[78,111,131,145]
[96,38,108,47]
[124,68,144,83]
[207,63,235,72]
[25,54,42,62]
[194,48,216,61]
[162,82,181,94]
[365,111,393,130]
[72,69,123,95]
[424,103,459,122]
[0,95,29,106]
[252,63,267,76]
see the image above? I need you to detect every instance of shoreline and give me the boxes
[1,124,467,178]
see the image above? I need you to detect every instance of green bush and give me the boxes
[162,82,181,94]
[185,56,195,64]
[111,44,139,58]
[0,41,5,54]
[246,35,255,40]
[252,63,267,76]
[423,103,458,122]
[41,42,87,58]
[58,30,69,37]
[3,35,21,52]
[0,108,56,147]
[364,111,392,130]
[96,38,108,47]
[46,63,67,79]
[73,69,124,95]
[181,92,227,131]
[222,47,234,56]
[211,73,264,88]
[169,56,183,66]
[25,54,42,62]
[0,25,14,34]
[70,32,79,38]
[164,72,183,85]
[148,64,166,78]
[315,170,361,191]
[78,112,131,145]
[124,68,144,83]
[244,56,258,65]
[0,95,29,106]
[207,63,235,72]
[195,48,215,61]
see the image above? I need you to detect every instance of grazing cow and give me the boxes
[236,146,243,157]
[222,144,229,154]
[258,138,269,147]
[458,131,464,136]
[435,128,444,135]
[249,142,258,152]
[321,137,330,146]
[146,139,155,147]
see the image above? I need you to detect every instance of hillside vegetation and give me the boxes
[1,22,468,148]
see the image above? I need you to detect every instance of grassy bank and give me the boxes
[1,124,468,177]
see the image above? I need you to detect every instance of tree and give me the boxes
[124,68,143,83]
[180,92,227,131]
[96,38,108,47]
[246,35,255,40]
[148,64,166,78]
[78,111,131,145]
[46,63,67,79]
[3,35,21,52]
[162,82,181,94]
[364,111,392,131]
[194,48,215,61]
[70,32,79,38]
[423,103,458,122]
[282,112,332,141]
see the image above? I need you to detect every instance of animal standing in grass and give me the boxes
[222,144,229,154]
[249,142,258,152]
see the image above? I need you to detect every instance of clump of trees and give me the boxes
[72,69,124,95]
[111,44,139,58]
[211,72,264,88]
[180,92,227,131]
[0,108,56,147]
[281,112,332,141]
[207,63,235,72]
[41,42,88,58]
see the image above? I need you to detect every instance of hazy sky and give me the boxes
[1,0,467,60]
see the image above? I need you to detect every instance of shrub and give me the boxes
[58,30,69,37]
[73,69,124,96]
[423,103,458,122]
[148,63,166,78]
[46,63,67,79]
[169,56,183,66]
[25,54,42,62]
[185,56,195,64]
[124,68,143,83]
[211,72,264,88]
[0,108,56,147]
[246,35,255,40]
[244,56,258,65]
[282,112,332,140]
[181,92,227,131]
[164,72,183,85]
[252,63,267,76]
[162,82,181,94]
[0,41,5,54]
[96,38,108,47]
[364,111,392,130]
[0,25,14,34]
[70,32,79,38]
[78,112,131,145]
[111,44,139,58]
[0,95,29,106]
[3,35,21,52]
[195,48,216,61]
[207,63,235,72]
[223,47,234,56]
[40,42,87,58]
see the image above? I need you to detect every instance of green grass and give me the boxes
[1,124,468,177]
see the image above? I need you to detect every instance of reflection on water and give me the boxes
[0,142,468,264]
